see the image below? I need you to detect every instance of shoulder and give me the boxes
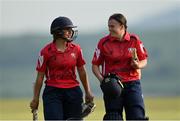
[97,35,109,47]
[129,33,143,44]
[69,42,80,48]
[40,42,53,55]
[69,42,82,52]
[130,33,140,40]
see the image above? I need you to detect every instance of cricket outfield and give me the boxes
[0,97,180,120]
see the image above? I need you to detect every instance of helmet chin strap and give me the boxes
[59,29,78,42]
[61,36,72,42]
[59,35,74,42]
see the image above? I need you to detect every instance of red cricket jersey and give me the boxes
[92,32,148,82]
[36,41,85,88]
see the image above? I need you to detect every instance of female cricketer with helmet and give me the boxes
[92,13,149,120]
[30,16,94,120]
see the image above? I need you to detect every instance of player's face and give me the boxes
[63,28,73,39]
[108,19,124,37]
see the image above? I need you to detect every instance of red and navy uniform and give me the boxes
[92,32,148,82]
[36,41,85,88]
[92,32,148,120]
[37,41,85,120]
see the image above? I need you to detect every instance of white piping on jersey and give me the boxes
[95,47,100,59]
[38,54,44,68]
[140,43,145,54]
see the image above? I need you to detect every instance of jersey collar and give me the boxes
[108,31,130,42]
[51,41,73,53]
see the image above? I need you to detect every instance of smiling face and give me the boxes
[108,19,125,37]
[62,27,73,39]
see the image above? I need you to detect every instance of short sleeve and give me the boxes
[92,41,105,65]
[136,40,148,61]
[36,50,48,72]
[76,45,86,67]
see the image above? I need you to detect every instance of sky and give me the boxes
[0,0,179,35]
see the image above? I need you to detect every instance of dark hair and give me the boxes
[53,34,60,41]
[52,29,64,42]
[109,13,127,29]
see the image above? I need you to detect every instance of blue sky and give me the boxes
[1,0,179,35]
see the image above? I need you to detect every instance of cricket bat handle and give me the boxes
[33,109,38,121]
[132,48,138,61]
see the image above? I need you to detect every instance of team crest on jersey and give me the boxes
[71,53,76,59]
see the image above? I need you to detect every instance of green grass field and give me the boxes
[0,97,180,120]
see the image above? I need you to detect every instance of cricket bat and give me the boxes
[131,48,141,76]
[131,48,138,61]
[33,109,38,121]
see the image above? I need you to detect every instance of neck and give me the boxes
[55,38,67,51]
[117,30,125,41]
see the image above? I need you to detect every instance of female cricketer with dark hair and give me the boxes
[30,16,94,120]
[92,13,149,120]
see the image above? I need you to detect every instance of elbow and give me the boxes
[78,66,86,76]
[92,64,98,74]
[144,59,148,67]
[141,59,148,69]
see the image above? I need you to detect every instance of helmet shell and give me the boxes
[50,16,77,34]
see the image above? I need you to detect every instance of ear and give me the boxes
[120,24,125,30]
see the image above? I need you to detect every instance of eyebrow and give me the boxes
[108,25,115,27]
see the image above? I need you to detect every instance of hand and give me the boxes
[131,59,140,69]
[85,91,94,103]
[99,77,104,84]
[30,98,39,113]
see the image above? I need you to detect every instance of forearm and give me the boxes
[138,59,147,69]
[33,72,44,100]
[92,64,104,82]
[33,81,43,100]
[78,67,91,93]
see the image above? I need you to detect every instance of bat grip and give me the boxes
[33,109,38,121]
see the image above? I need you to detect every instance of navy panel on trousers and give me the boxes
[103,80,146,120]
[42,86,83,120]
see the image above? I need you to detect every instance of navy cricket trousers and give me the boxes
[42,85,83,120]
[103,80,146,120]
